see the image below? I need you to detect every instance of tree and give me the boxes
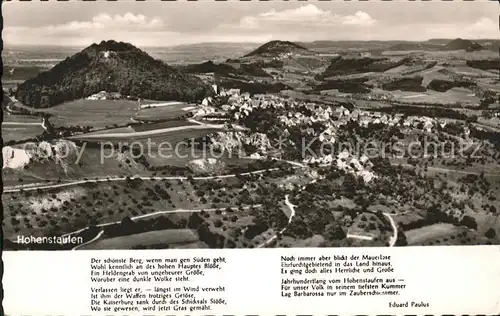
[342,173,358,198]
[485,228,496,239]
[395,228,408,246]
[368,222,377,230]
[460,215,477,230]
[323,223,346,241]
[489,205,497,214]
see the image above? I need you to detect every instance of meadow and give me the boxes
[405,223,488,245]
[3,124,46,143]
[41,99,139,129]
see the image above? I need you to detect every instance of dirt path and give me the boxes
[346,234,374,241]
[383,213,398,247]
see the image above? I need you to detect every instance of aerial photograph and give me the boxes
[2,2,499,250]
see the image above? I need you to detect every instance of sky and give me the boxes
[2,1,499,47]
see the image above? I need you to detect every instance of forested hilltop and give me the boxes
[15,40,212,108]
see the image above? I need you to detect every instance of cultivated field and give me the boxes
[406,223,489,246]
[40,99,139,129]
[3,124,46,143]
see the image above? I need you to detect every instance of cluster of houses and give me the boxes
[304,150,377,183]
[86,91,122,101]
[189,89,472,183]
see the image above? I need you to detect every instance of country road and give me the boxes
[3,122,43,126]
[4,167,283,193]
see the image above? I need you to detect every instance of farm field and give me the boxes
[387,88,480,105]
[40,99,140,129]
[3,113,42,123]
[3,124,46,143]
[3,167,54,187]
[405,223,489,246]
[9,99,196,131]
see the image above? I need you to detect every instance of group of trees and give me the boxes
[427,78,475,93]
[381,76,426,92]
[318,56,410,79]
[315,79,371,94]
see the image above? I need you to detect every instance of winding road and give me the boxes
[384,213,398,247]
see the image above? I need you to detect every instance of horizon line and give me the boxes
[4,37,499,49]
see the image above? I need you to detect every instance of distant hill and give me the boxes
[182,61,237,76]
[442,38,484,52]
[15,40,212,108]
[302,40,403,52]
[387,42,441,51]
[244,40,309,57]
